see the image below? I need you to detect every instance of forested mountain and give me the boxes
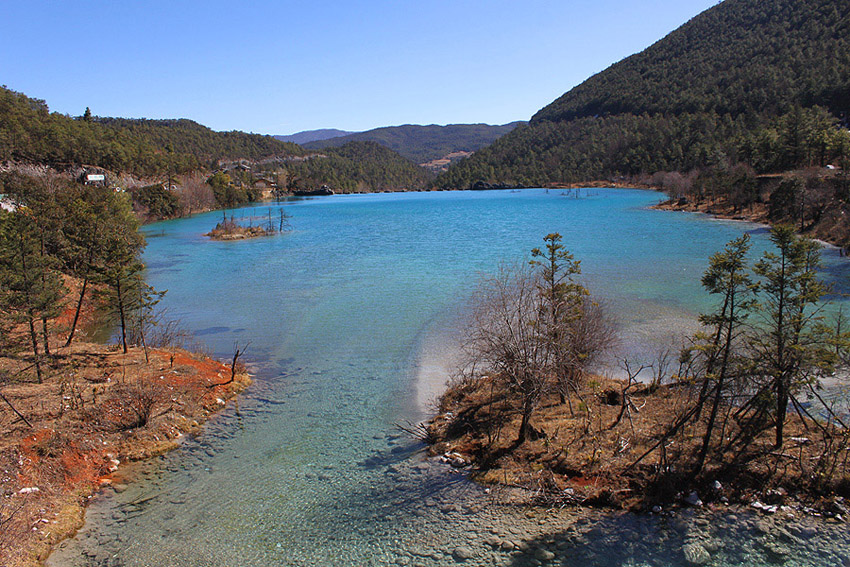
[96,118,303,167]
[0,87,303,177]
[303,122,524,164]
[275,129,356,145]
[437,0,850,189]
[286,141,432,193]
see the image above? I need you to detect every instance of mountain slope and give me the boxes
[275,129,356,145]
[304,122,524,164]
[0,87,303,177]
[286,141,433,193]
[437,0,850,189]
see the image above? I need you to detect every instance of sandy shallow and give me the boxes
[413,326,464,414]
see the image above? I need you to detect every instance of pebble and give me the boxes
[684,492,704,507]
[682,542,711,565]
[793,525,817,539]
[534,548,556,561]
[452,546,475,561]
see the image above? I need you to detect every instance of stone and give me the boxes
[483,536,502,548]
[752,501,779,514]
[452,546,475,561]
[763,541,790,563]
[684,491,703,507]
[534,548,556,561]
[682,542,711,565]
[793,525,817,539]
[112,484,128,493]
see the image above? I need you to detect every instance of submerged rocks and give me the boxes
[451,546,475,561]
[682,542,711,565]
[534,547,556,561]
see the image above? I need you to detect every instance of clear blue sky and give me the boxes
[1,0,719,135]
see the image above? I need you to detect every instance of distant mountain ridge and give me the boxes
[437,0,850,189]
[275,129,356,145]
[302,122,525,165]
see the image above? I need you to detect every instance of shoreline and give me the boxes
[426,373,850,516]
[652,197,850,252]
[0,343,251,567]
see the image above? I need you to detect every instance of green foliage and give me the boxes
[463,234,612,444]
[286,141,433,193]
[303,122,524,164]
[0,174,67,380]
[659,229,848,476]
[750,225,832,446]
[530,233,595,400]
[438,0,850,188]
[206,171,261,208]
[129,184,182,220]
[0,86,303,177]
[0,172,156,368]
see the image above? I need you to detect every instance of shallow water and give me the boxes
[49,189,850,566]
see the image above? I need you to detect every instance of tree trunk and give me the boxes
[28,315,42,383]
[65,276,88,347]
[517,398,534,444]
[775,377,789,448]
[116,276,128,354]
[695,287,737,474]
[41,315,51,356]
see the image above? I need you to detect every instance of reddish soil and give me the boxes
[0,343,250,567]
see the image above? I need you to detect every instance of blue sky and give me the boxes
[2,0,718,135]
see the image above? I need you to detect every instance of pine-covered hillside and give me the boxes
[0,87,303,177]
[437,0,850,188]
[286,141,433,193]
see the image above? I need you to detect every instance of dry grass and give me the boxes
[0,342,250,567]
[429,374,850,512]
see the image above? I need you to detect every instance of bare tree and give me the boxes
[462,263,553,444]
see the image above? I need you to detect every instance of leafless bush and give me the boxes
[555,297,617,396]
[461,263,553,443]
[126,307,193,351]
[649,171,695,199]
[108,379,169,430]
[175,173,216,213]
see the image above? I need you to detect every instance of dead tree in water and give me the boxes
[208,342,249,388]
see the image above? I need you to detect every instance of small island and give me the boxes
[205,210,292,241]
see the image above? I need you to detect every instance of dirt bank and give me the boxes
[428,374,849,514]
[0,343,250,567]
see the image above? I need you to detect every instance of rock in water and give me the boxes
[683,542,711,565]
[452,546,475,561]
[534,548,556,561]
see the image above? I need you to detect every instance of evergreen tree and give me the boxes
[530,233,589,402]
[750,226,833,448]
[692,234,755,472]
[0,209,65,382]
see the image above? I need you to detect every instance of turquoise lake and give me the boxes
[50,189,850,567]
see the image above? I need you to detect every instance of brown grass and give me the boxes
[0,342,250,567]
[428,374,849,512]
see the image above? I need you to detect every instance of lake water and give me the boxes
[49,189,850,566]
